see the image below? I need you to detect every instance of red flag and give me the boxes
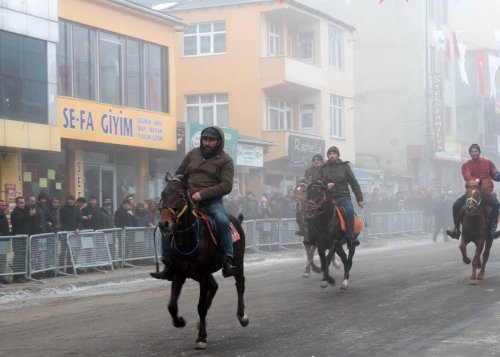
[279,0,285,3]
[475,51,488,97]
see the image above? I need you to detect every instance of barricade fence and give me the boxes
[1,211,424,283]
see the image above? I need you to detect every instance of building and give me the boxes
[160,0,357,197]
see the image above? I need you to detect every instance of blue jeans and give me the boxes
[338,198,355,239]
[161,201,233,262]
[452,194,500,226]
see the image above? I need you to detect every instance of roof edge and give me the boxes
[109,0,186,25]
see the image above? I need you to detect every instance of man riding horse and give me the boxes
[151,126,237,280]
[318,146,364,247]
[446,143,500,240]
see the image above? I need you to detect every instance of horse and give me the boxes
[293,181,322,278]
[157,173,249,349]
[305,181,356,290]
[459,179,494,285]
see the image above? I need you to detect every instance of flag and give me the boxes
[451,32,460,59]
[433,30,446,50]
[488,55,500,98]
[458,42,469,85]
[475,51,488,97]
[279,0,285,3]
[445,39,451,62]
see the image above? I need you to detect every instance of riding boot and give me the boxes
[445,219,461,239]
[489,223,500,239]
[222,255,238,278]
[150,260,173,281]
[348,236,360,247]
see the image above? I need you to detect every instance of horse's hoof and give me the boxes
[320,280,328,288]
[195,341,207,350]
[463,257,471,265]
[173,317,186,328]
[238,313,249,327]
[478,272,484,280]
[469,279,478,285]
[340,280,349,291]
[302,271,310,278]
[327,277,336,285]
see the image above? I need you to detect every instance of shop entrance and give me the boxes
[84,164,116,208]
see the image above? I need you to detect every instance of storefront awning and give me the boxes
[352,168,376,185]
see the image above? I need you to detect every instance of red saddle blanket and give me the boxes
[194,210,241,245]
[335,206,362,235]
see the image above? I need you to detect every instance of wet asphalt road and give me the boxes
[2,237,500,356]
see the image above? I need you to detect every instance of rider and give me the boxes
[151,126,238,280]
[445,143,500,240]
[296,154,324,236]
[318,146,364,247]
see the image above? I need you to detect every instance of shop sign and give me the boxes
[432,74,445,152]
[288,135,325,165]
[237,144,263,167]
[4,184,16,203]
[57,97,176,150]
[187,123,238,162]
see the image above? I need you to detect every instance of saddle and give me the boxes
[194,210,241,245]
[335,205,362,236]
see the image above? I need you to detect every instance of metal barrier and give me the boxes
[254,219,281,251]
[0,235,29,283]
[96,228,124,267]
[241,220,256,250]
[368,211,424,237]
[280,218,303,248]
[66,231,113,275]
[29,233,57,282]
[123,227,159,266]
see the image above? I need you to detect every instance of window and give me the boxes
[267,97,291,130]
[57,20,169,113]
[0,31,48,124]
[268,23,281,56]
[186,93,229,127]
[328,26,343,69]
[184,22,226,56]
[74,25,97,101]
[300,104,315,134]
[99,32,122,105]
[330,95,343,138]
[298,32,314,63]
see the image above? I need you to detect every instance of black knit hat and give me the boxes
[327,146,340,155]
[469,143,481,153]
[312,154,323,162]
[200,127,221,140]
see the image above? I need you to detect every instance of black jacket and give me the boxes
[60,205,82,232]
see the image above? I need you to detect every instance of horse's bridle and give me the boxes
[465,184,482,209]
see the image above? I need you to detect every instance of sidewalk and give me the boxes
[0,233,435,295]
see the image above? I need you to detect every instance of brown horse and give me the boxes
[305,181,356,290]
[459,180,494,285]
[157,173,249,349]
[293,181,322,277]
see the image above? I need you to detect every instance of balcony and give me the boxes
[260,56,322,94]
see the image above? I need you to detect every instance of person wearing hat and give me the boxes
[305,154,324,183]
[446,144,500,239]
[318,146,364,246]
[151,126,237,280]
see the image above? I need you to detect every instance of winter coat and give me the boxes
[318,159,363,202]
[114,207,137,228]
[11,207,29,235]
[175,126,233,204]
[59,205,82,232]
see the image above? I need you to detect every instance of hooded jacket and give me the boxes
[175,126,233,203]
[318,159,363,202]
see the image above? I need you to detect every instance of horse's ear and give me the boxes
[165,172,172,182]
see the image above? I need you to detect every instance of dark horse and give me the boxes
[305,181,356,290]
[157,173,249,349]
[459,180,494,285]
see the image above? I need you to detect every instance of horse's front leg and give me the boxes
[234,262,249,327]
[470,240,485,285]
[321,246,335,288]
[479,238,493,280]
[196,274,215,350]
[459,239,470,264]
[168,275,187,328]
[336,244,354,291]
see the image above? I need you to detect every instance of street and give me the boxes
[2,237,500,356]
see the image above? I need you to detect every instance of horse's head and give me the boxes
[464,180,483,215]
[158,172,191,231]
[292,182,308,210]
[305,180,329,219]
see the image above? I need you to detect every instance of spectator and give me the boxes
[433,193,450,243]
[225,195,241,217]
[257,195,272,218]
[0,199,9,235]
[46,197,61,233]
[60,195,82,232]
[81,196,102,230]
[36,192,51,232]
[10,196,29,283]
[26,195,46,235]
[240,192,259,220]
[114,199,136,228]
[146,198,159,225]
[75,197,87,211]
[135,202,153,227]
[100,197,114,229]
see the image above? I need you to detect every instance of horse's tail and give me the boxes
[237,213,244,224]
